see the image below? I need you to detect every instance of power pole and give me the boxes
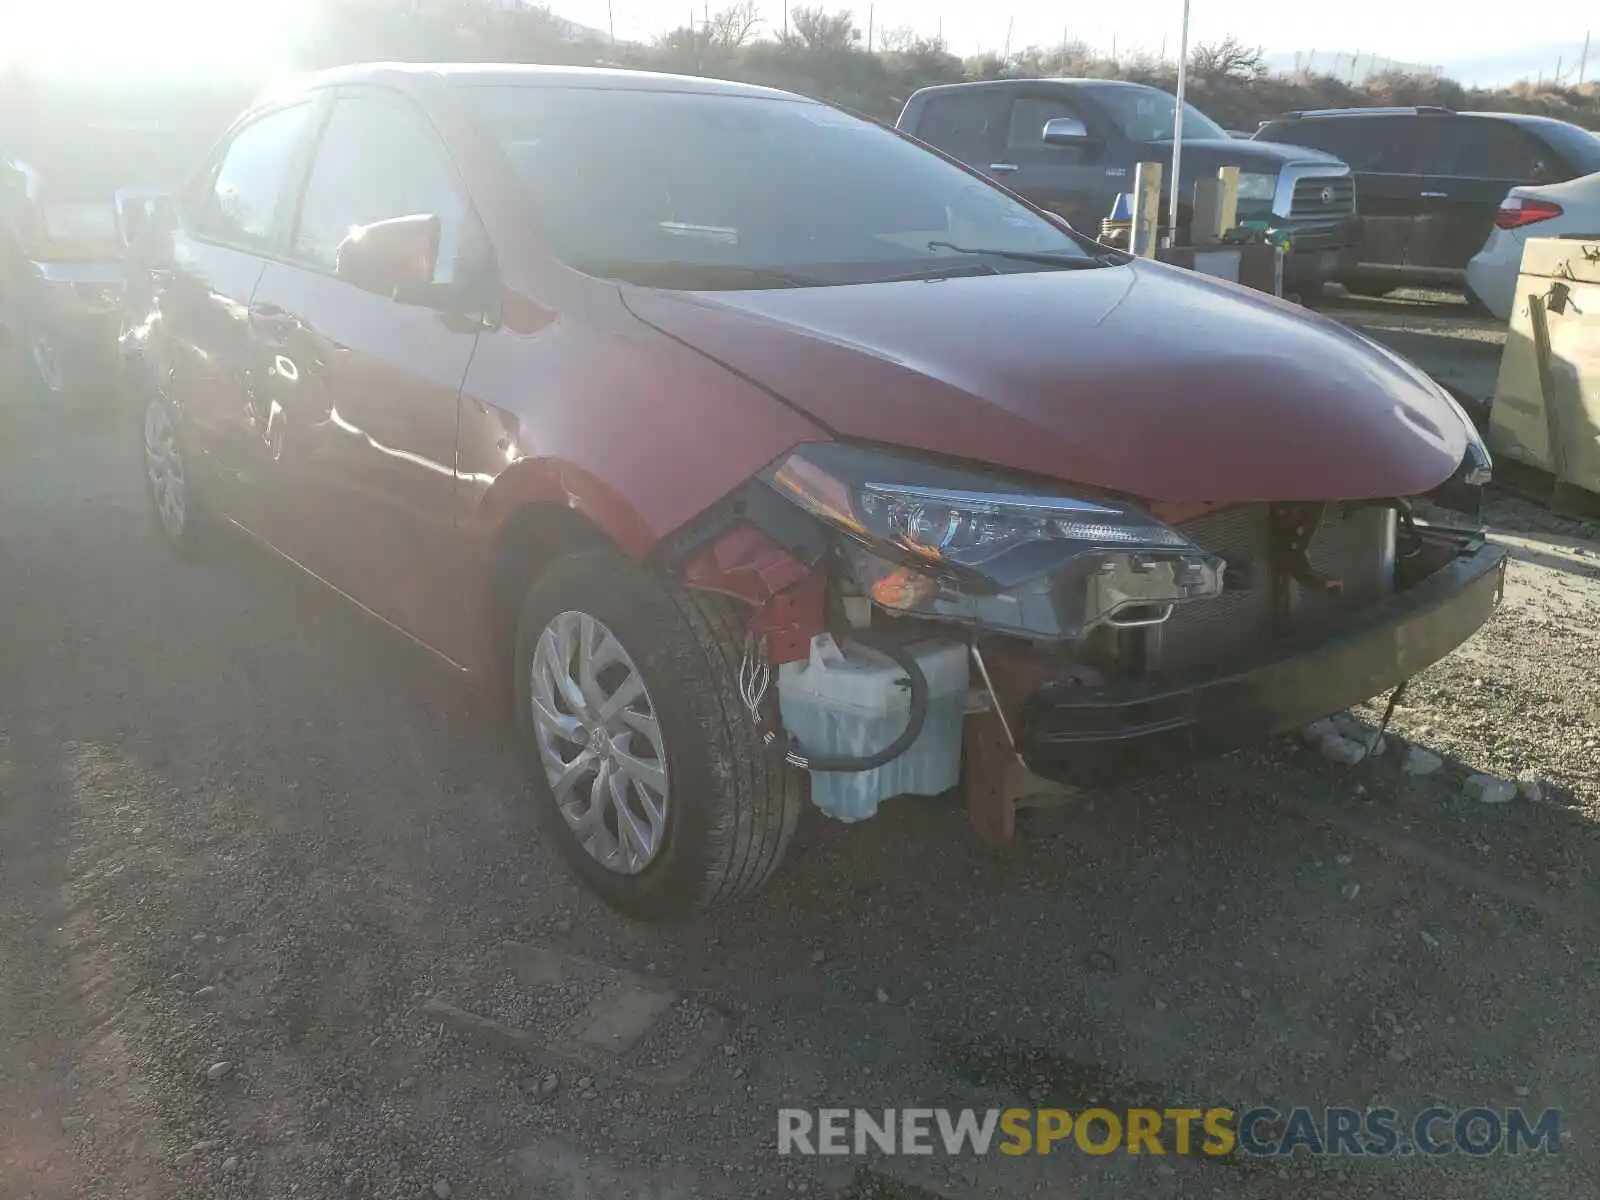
[1111,32,1117,69]
[1167,0,1191,248]
[1060,23,1069,73]
[1577,31,1590,86]
[782,0,788,41]
[1555,55,1563,85]
[607,0,614,46]
[867,4,874,53]
[1002,15,1013,61]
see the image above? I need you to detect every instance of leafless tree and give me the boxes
[705,0,762,50]
[1190,36,1266,83]
[786,6,858,52]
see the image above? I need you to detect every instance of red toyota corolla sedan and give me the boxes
[133,64,1503,918]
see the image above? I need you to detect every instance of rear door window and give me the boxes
[1433,118,1545,181]
[194,103,315,251]
[910,91,1003,164]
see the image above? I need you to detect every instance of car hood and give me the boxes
[621,260,1468,505]
[1236,138,1345,166]
[1161,137,1344,169]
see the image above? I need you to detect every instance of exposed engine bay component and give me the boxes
[776,634,963,821]
[963,641,1076,844]
[1271,501,1343,598]
[775,633,934,777]
[679,522,826,665]
[676,520,944,795]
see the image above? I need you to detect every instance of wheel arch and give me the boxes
[475,458,660,693]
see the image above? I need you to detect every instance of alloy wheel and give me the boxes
[143,397,187,541]
[30,330,63,394]
[528,610,669,875]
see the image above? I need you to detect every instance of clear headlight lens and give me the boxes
[764,443,1225,642]
[1236,171,1278,204]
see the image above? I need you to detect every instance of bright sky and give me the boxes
[0,0,1589,79]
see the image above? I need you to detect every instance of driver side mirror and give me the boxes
[1042,116,1092,147]
[335,213,441,302]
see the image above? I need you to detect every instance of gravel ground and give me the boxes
[2,302,1598,1199]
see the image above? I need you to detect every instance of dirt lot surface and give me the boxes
[2,300,1598,1199]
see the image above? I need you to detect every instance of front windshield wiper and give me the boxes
[926,241,1126,269]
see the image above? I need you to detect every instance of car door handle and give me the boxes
[988,163,1020,174]
[1419,191,1449,199]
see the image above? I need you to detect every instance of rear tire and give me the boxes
[513,549,805,919]
[1292,280,1327,306]
[1341,280,1397,299]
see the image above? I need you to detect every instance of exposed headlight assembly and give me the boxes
[763,443,1225,643]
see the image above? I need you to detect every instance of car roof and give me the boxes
[908,77,1161,99]
[258,62,803,105]
[1265,106,1454,120]
[1267,106,1584,132]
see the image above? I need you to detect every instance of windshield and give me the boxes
[467,86,1099,288]
[1082,84,1229,143]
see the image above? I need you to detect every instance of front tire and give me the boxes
[513,549,804,919]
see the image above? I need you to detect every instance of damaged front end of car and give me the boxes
[664,423,1507,845]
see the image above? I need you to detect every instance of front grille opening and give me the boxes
[1147,503,1396,673]
[1290,176,1356,217]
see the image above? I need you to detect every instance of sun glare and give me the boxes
[1,0,309,77]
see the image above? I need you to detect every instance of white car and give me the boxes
[1466,170,1600,321]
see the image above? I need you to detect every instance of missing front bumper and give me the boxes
[1017,533,1507,779]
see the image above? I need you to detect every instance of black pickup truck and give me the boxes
[897,78,1362,300]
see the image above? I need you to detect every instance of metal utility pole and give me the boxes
[1167,0,1191,249]
[1060,23,1070,72]
[1111,32,1118,69]
[1002,15,1013,61]
[782,0,788,41]
[1578,31,1590,86]
[867,4,874,53]
[607,0,614,46]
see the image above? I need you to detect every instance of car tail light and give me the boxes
[1494,197,1563,230]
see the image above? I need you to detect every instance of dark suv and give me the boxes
[897,78,1361,298]
[1253,106,1600,298]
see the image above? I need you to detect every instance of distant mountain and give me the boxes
[1266,40,1595,89]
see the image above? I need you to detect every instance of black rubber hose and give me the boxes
[782,636,931,774]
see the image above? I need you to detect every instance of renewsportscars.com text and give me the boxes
[776,1106,1562,1158]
